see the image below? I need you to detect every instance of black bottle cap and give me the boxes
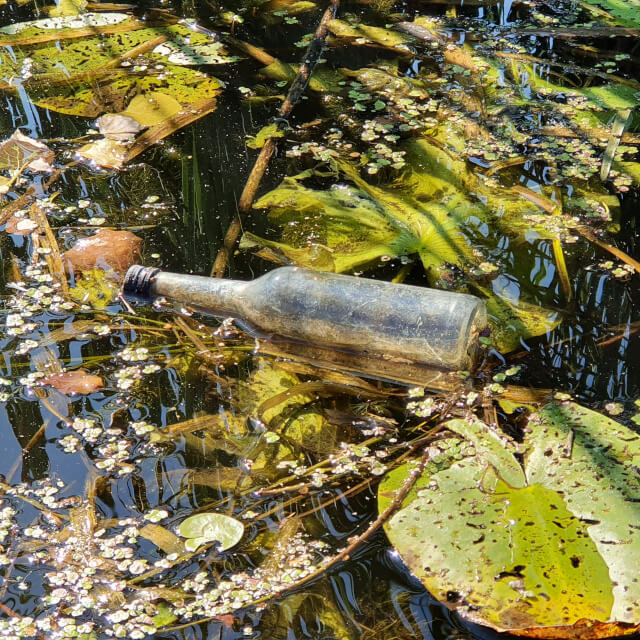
[123,265,160,304]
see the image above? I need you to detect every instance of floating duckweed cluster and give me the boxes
[0,482,335,639]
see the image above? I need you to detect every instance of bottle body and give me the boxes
[124,266,486,370]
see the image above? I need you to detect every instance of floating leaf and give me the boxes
[178,513,244,552]
[41,370,104,395]
[578,0,640,28]
[526,402,640,625]
[0,130,55,172]
[0,12,129,37]
[96,114,144,141]
[63,229,142,276]
[32,65,222,119]
[0,15,227,134]
[246,123,284,149]
[5,215,38,235]
[76,137,130,169]
[152,39,242,66]
[379,403,640,637]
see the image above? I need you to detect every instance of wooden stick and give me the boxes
[211,0,340,278]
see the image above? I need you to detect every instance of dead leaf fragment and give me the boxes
[76,137,130,169]
[0,129,55,172]
[63,229,142,276]
[96,114,144,141]
[5,214,37,235]
[41,370,103,395]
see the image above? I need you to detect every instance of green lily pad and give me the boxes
[579,0,640,28]
[0,15,231,119]
[0,12,130,37]
[178,513,244,552]
[379,404,640,636]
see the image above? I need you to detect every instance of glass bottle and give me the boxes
[123,265,486,370]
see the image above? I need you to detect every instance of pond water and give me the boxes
[0,0,638,638]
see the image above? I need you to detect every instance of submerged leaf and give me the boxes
[41,370,104,395]
[484,293,560,354]
[237,360,338,455]
[50,0,88,17]
[601,109,632,181]
[250,134,558,352]
[246,123,284,149]
[328,19,413,50]
[69,267,121,307]
[139,524,187,556]
[63,229,142,276]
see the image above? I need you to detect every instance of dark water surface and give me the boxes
[0,0,638,638]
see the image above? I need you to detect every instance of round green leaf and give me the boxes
[379,404,640,637]
[178,513,244,552]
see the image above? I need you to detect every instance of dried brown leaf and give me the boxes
[62,229,142,275]
[41,370,103,395]
[96,114,144,141]
[0,130,54,172]
[5,215,37,235]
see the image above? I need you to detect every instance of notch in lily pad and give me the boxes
[178,513,244,552]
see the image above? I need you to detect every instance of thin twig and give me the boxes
[211,0,340,277]
[28,202,70,297]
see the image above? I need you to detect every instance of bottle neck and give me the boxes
[149,272,247,318]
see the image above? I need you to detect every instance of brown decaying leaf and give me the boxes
[0,130,55,172]
[62,229,142,276]
[41,370,103,395]
[75,137,130,170]
[507,619,639,639]
[4,215,38,235]
[96,114,144,141]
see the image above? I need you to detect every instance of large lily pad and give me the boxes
[0,15,231,120]
[578,0,640,28]
[378,404,640,637]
